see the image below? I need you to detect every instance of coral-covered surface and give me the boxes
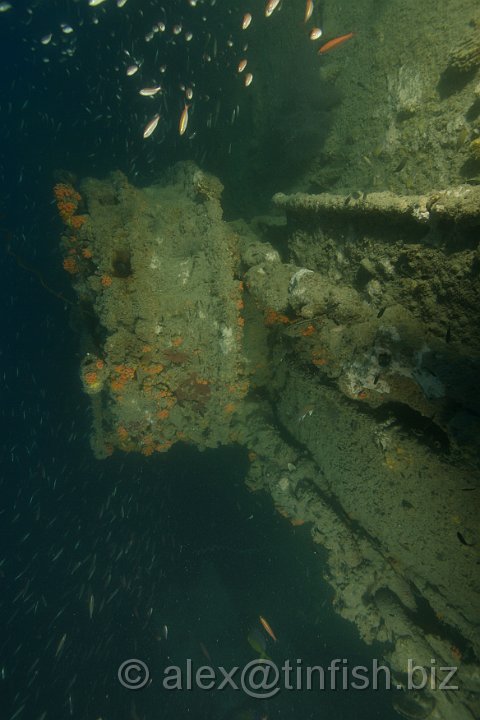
[58,168,480,720]
[58,164,248,458]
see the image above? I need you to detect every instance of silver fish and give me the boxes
[265,0,281,18]
[143,114,160,138]
[139,86,162,97]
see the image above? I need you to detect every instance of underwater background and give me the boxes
[1,2,480,720]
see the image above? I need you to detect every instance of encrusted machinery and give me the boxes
[241,185,480,720]
[57,169,480,720]
[56,163,248,458]
[265,186,480,467]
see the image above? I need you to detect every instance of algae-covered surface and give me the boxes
[58,161,480,719]
[3,0,480,719]
[67,165,247,457]
[303,0,480,195]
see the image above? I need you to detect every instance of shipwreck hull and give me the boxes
[58,166,480,720]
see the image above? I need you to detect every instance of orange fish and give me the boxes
[318,31,354,54]
[259,615,277,642]
[179,103,190,136]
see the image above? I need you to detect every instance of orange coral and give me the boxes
[63,257,78,274]
[264,309,290,326]
[156,440,173,452]
[54,183,81,203]
[69,215,87,229]
[171,337,184,347]
[58,201,77,216]
[140,434,156,456]
[111,365,136,392]
[82,247,93,259]
[54,184,87,230]
[157,409,169,420]
[84,371,98,386]
[101,275,112,287]
[312,351,327,366]
[224,402,236,414]
[301,324,315,337]
[116,366,135,380]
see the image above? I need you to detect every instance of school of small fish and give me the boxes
[1,0,354,159]
[2,414,291,720]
